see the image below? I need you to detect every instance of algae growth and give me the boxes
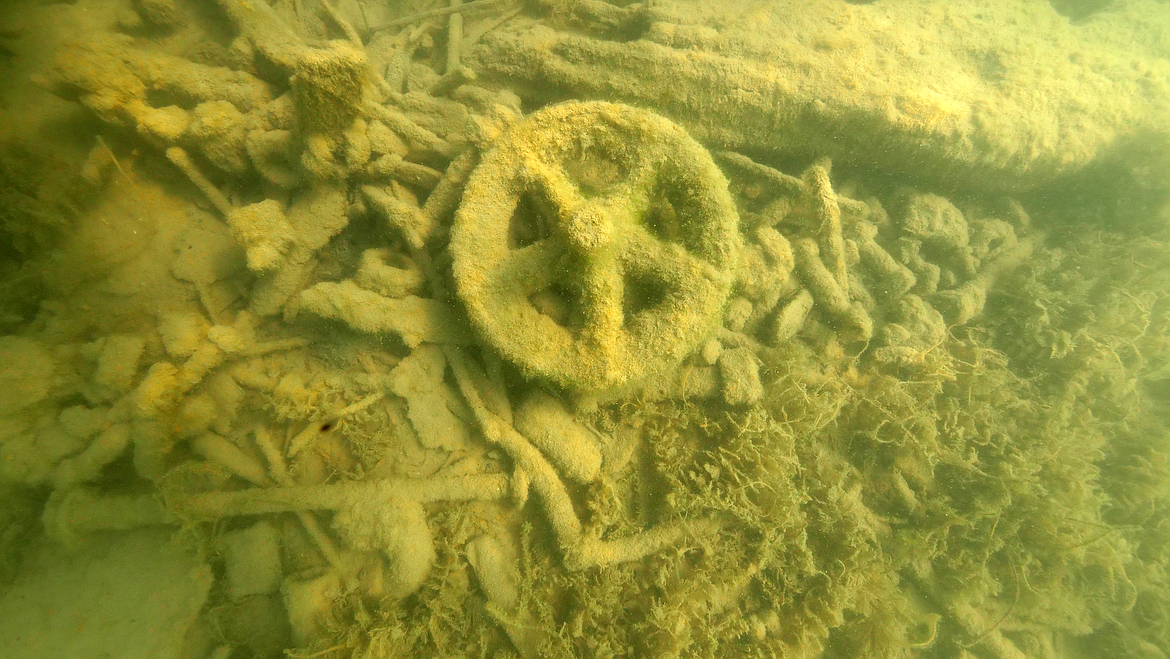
[1,1,1170,658]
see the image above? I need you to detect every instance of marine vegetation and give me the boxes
[0,1,1169,659]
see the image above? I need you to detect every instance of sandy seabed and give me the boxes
[2,1,1170,658]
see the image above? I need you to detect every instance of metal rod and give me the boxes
[446,0,464,73]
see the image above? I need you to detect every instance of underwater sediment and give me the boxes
[0,1,1169,658]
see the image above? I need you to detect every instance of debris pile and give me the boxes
[0,1,1166,659]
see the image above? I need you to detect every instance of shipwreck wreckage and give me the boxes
[2,0,1170,658]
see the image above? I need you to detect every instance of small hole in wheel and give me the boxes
[530,284,582,330]
[643,189,680,242]
[508,193,550,249]
[623,272,668,323]
[565,144,627,196]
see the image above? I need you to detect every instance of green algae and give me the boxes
[3,2,1170,659]
[282,206,1170,659]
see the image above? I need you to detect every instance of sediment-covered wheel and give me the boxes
[450,101,740,394]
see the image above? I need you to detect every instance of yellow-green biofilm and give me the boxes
[451,101,741,396]
[3,1,1170,659]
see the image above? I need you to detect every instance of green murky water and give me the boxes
[1,1,1170,658]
